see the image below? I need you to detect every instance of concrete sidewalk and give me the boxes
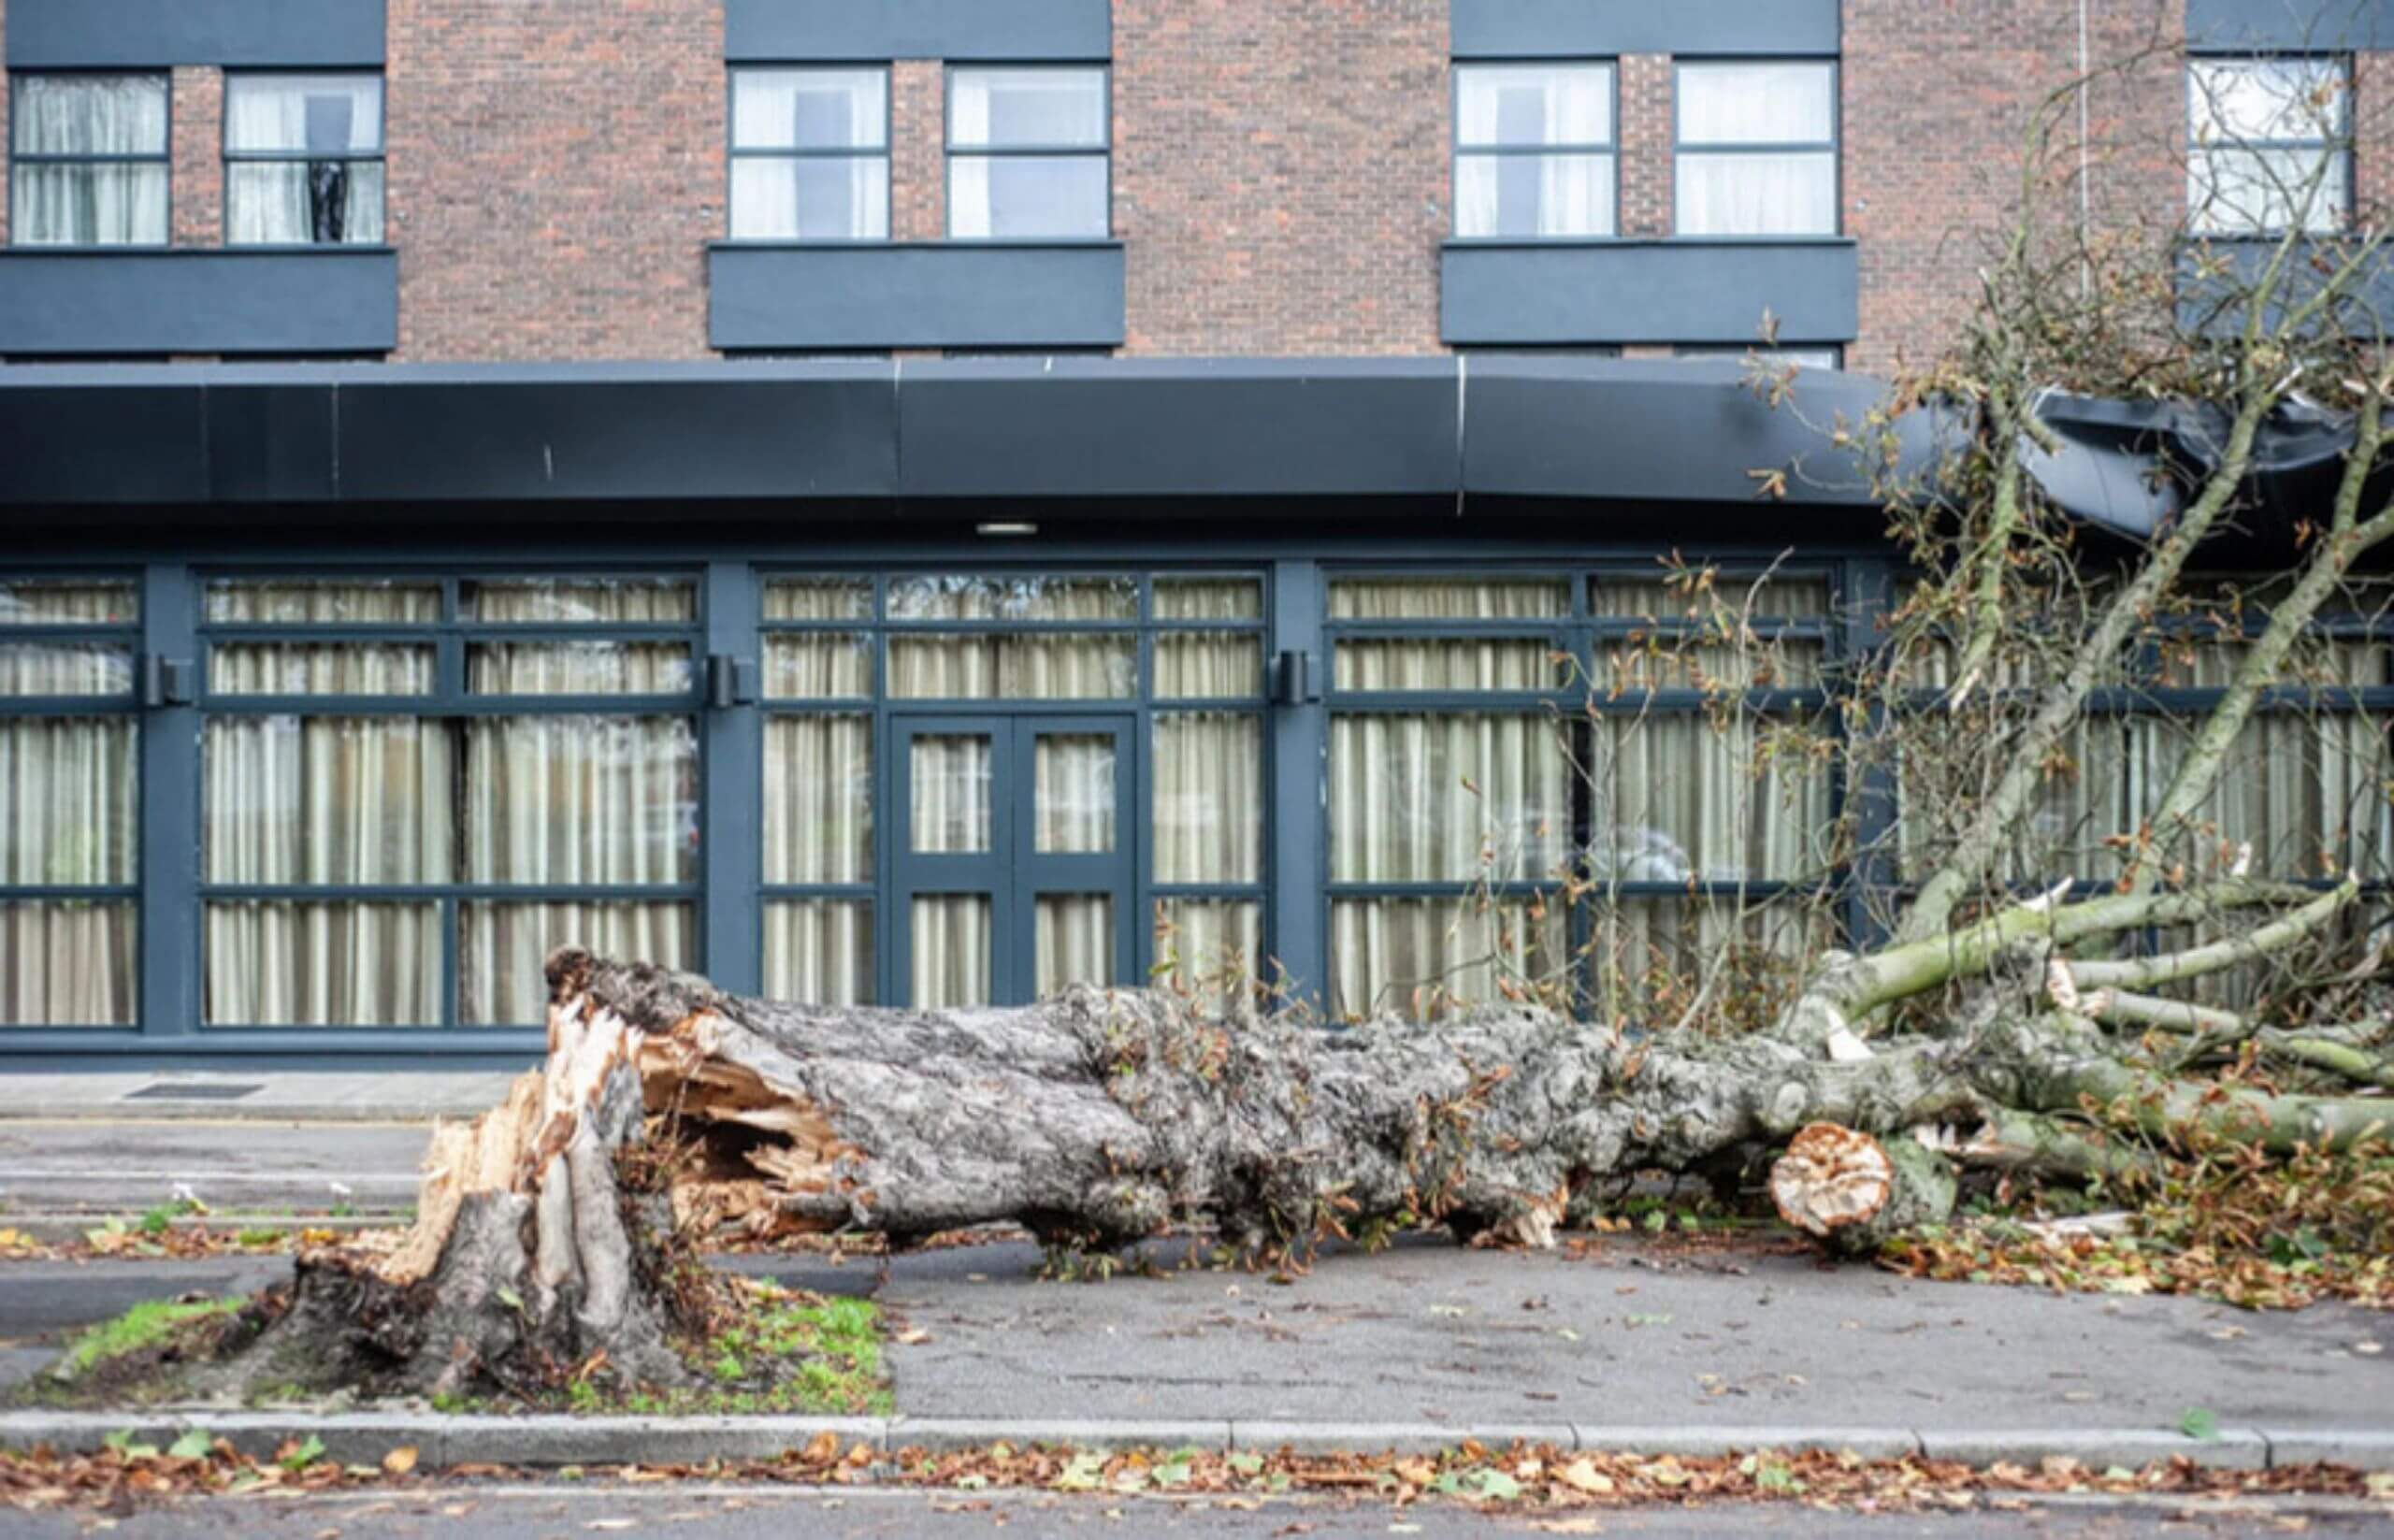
[0,1071,520,1124]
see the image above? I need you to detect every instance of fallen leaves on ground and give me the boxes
[1882,1219,2394,1310]
[0,1223,1031,1266]
[12,1436,2380,1516]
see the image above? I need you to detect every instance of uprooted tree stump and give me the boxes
[202,915,2391,1403]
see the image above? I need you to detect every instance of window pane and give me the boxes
[911,735,993,854]
[765,714,872,883]
[887,575,1135,621]
[765,578,873,620]
[888,635,1135,698]
[0,717,137,885]
[1157,633,1263,698]
[225,74,382,152]
[463,716,698,885]
[0,579,137,625]
[0,643,132,696]
[459,901,693,1025]
[1329,713,1571,882]
[226,159,384,244]
[13,73,166,153]
[9,163,167,245]
[464,578,697,624]
[468,641,693,695]
[1330,577,1568,620]
[949,154,1108,238]
[1678,63,1835,144]
[1155,712,1262,884]
[209,643,435,696]
[2190,58,2346,143]
[1592,576,1830,622]
[1456,64,1613,148]
[1154,900,1262,1007]
[950,67,1107,149]
[1154,577,1263,620]
[1331,897,1565,1020]
[2190,145,2347,234]
[764,634,873,698]
[731,155,889,239]
[207,580,440,625]
[764,900,874,1004]
[205,901,439,1026]
[1588,715,1833,883]
[1034,734,1116,854]
[2131,712,2394,881]
[913,895,992,1009]
[1334,638,1562,692]
[0,900,136,1026]
[205,717,454,885]
[732,68,887,151]
[1898,715,2125,882]
[1588,899,1828,1016]
[1037,894,1115,993]
[1454,151,1614,237]
[1676,151,1837,236]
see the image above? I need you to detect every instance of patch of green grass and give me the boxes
[58,1298,241,1380]
[631,1289,891,1417]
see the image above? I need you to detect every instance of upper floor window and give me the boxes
[947,66,1109,239]
[730,66,889,240]
[2188,57,2350,236]
[1674,62,1838,237]
[1453,63,1615,238]
[224,73,384,245]
[7,73,168,247]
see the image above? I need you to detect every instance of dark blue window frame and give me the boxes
[191,566,708,1034]
[755,566,1271,1007]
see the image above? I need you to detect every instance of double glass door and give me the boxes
[894,714,1135,1008]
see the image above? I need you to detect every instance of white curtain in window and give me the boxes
[466,901,694,1026]
[202,715,451,1025]
[1331,898,1560,1019]
[764,900,873,1002]
[1675,64,1836,237]
[1154,712,1262,885]
[889,636,1132,698]
[224,74,384,244]
[910,734,993,1010]
[10,75,167,245]
[0,621,137,1022]
[1156,900,1262,1007]
[1454,65,1612,237]
[2188,54,2346,235]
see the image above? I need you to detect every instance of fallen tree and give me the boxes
[209,896,2387,1402]
[198,35,2394,1405]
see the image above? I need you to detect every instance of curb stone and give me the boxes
[0,1411,2383,1471]
[1916,1427,2271,1470]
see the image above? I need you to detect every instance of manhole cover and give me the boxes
[123,1082,266,1102]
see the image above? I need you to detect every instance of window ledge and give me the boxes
[1441,239,1858,346]
[0,248,398,355]
[710,242,1126,351]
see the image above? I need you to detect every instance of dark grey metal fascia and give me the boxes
[1441,239,1860,347]
[2185,0,2394,52]
[724,0,1110,62]
[6,0,385,66]
[0,249,397,356]
[0,355,1928,510]
[1450,0,1839,59]
[709,243,1126,352]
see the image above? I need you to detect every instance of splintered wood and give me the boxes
[1769,1124,1896,1239]
[639,1013,864,1239]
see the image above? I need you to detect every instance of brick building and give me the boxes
[0,0,2381,1064]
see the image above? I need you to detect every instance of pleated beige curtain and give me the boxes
[0,585,138,1024]
[909,733,994,1009]
[458,581,696,1027]
[203,583,445,1025]
[760,583,877,1003]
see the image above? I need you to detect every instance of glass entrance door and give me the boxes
[891,714,1134,1008]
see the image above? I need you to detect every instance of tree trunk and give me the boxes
[1770,1124,1958,1258]
[207,931,2377,1402]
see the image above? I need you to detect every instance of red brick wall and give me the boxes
[1841,0,2185,376]
[891,60,944,242]
[1111,0,1446,355]
[1618,54,1672,238]
[382,0,723,360]
[169,66,223,247]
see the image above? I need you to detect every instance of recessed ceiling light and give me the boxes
[975,522,1038,537]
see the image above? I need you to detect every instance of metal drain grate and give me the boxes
[123,1082,266,1102]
